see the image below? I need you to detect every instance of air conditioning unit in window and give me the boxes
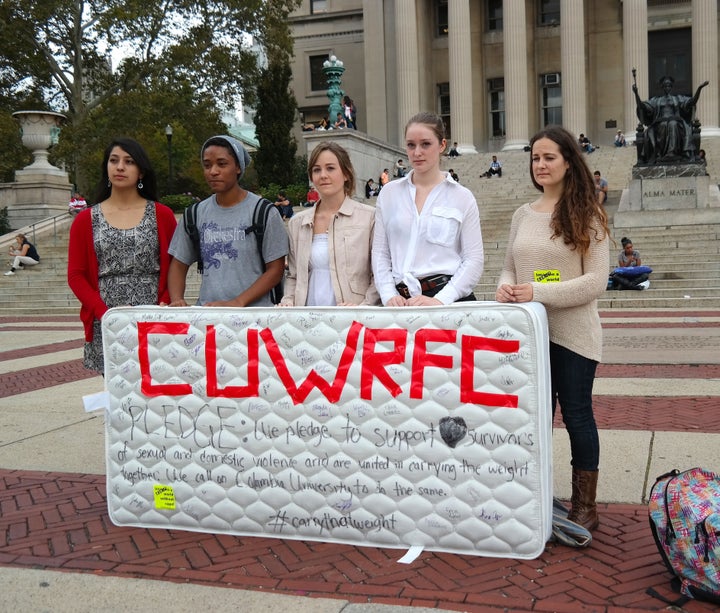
[543,73,561,86]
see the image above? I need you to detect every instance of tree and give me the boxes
[53,82,226,198]
[254,58,298,187]
[0,0,300,192]
[253,14,299,188]
[0,112,30,183]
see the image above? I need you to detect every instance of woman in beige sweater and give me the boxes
[496,126,610,531]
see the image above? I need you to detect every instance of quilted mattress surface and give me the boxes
[102,302,552,559]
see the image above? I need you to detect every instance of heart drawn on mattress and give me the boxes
[439,416,467,448]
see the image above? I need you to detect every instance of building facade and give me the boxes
[289,0,720,153]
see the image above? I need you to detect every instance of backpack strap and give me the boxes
[250,197,274,261]
[646,585,689,608]
[247,197,283,304]
[182,201,203,273]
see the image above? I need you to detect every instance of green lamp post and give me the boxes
[323,55,345,124]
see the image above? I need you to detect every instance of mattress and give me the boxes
[102,302,552,559]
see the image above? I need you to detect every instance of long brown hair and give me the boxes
[529,126,609,253]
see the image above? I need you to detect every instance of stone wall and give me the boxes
[302,130,406,201]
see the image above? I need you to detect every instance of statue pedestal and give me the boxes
[615,163,720,227]
[1,172,71,230]
[2,110,72,229]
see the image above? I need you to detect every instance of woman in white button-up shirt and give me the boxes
[372,111,484,306]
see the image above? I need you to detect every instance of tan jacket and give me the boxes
[280,197,380,306]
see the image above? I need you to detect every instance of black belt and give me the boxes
[396,274,452,299]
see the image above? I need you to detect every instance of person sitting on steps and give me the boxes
[483,155,502,178]
[594,171,608,205]
[5,234,40,276]
[609,237,650,290]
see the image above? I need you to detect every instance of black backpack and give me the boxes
[182,197,284,304]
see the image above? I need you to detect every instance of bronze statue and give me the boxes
[632,71,708,165]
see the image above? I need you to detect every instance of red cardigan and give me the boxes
[67,202,178,342]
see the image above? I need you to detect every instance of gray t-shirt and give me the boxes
[169,193,289,305]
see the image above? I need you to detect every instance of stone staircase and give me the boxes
[1,142,718,314]
[0,214,201,316]
[442,142,720,309]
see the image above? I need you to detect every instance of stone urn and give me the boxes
[12,110,66,173]
[5,110,71,228]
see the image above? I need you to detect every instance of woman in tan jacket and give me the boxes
[279,142,379,306]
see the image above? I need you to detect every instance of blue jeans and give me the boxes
[550,342,600,471]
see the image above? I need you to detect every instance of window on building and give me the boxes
[436,0,448,36]
[309,55,328,92]
[488,78,505,137]
[438,82,451,138]
[541,74,562,126]
[538,0,560,26]
[488,0,503,31]
[310,0,327,13]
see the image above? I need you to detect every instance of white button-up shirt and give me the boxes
[372,171,484,304]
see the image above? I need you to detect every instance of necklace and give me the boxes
[314,200,341,233]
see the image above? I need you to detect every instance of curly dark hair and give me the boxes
[529,126,609,254]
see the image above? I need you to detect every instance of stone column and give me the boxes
[622,0,648,140]
[363,0,388,140]
[448,0,477,154]
[395,0,420,144]
[560,0,586,138]
[692,0,720,135]
[502,0,529,150]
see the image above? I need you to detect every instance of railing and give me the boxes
[0,210,73,249]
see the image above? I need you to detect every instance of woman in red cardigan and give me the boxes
[68,137,177,374]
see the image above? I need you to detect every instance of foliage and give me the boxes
[0,112,31,182]
[0,0,298,118]
[284,183,309,206]
[258,182,306,206]
[253,52,298,187]
[0,0,300,194]
[293,155,309,185]
[240,161,260,194]
[160,194,196,213]
[53,83,225,199]
[0,207,11,235]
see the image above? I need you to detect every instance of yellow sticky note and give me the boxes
[153,484,176,510]
[534,269,560,283]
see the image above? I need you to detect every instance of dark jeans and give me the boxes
[550,342,600,471]
[609,273,649,290]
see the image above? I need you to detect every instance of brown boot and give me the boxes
[567,468,599,531]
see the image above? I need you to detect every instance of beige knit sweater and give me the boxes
[497,203,610,362]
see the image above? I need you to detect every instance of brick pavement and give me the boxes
[0,468,716,612]
[1,388,718,613]
[1,313,719,612]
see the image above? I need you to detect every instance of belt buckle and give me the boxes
[421,275,447,292]
[396,284,410,299]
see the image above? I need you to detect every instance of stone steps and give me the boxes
[3,139,719,313]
